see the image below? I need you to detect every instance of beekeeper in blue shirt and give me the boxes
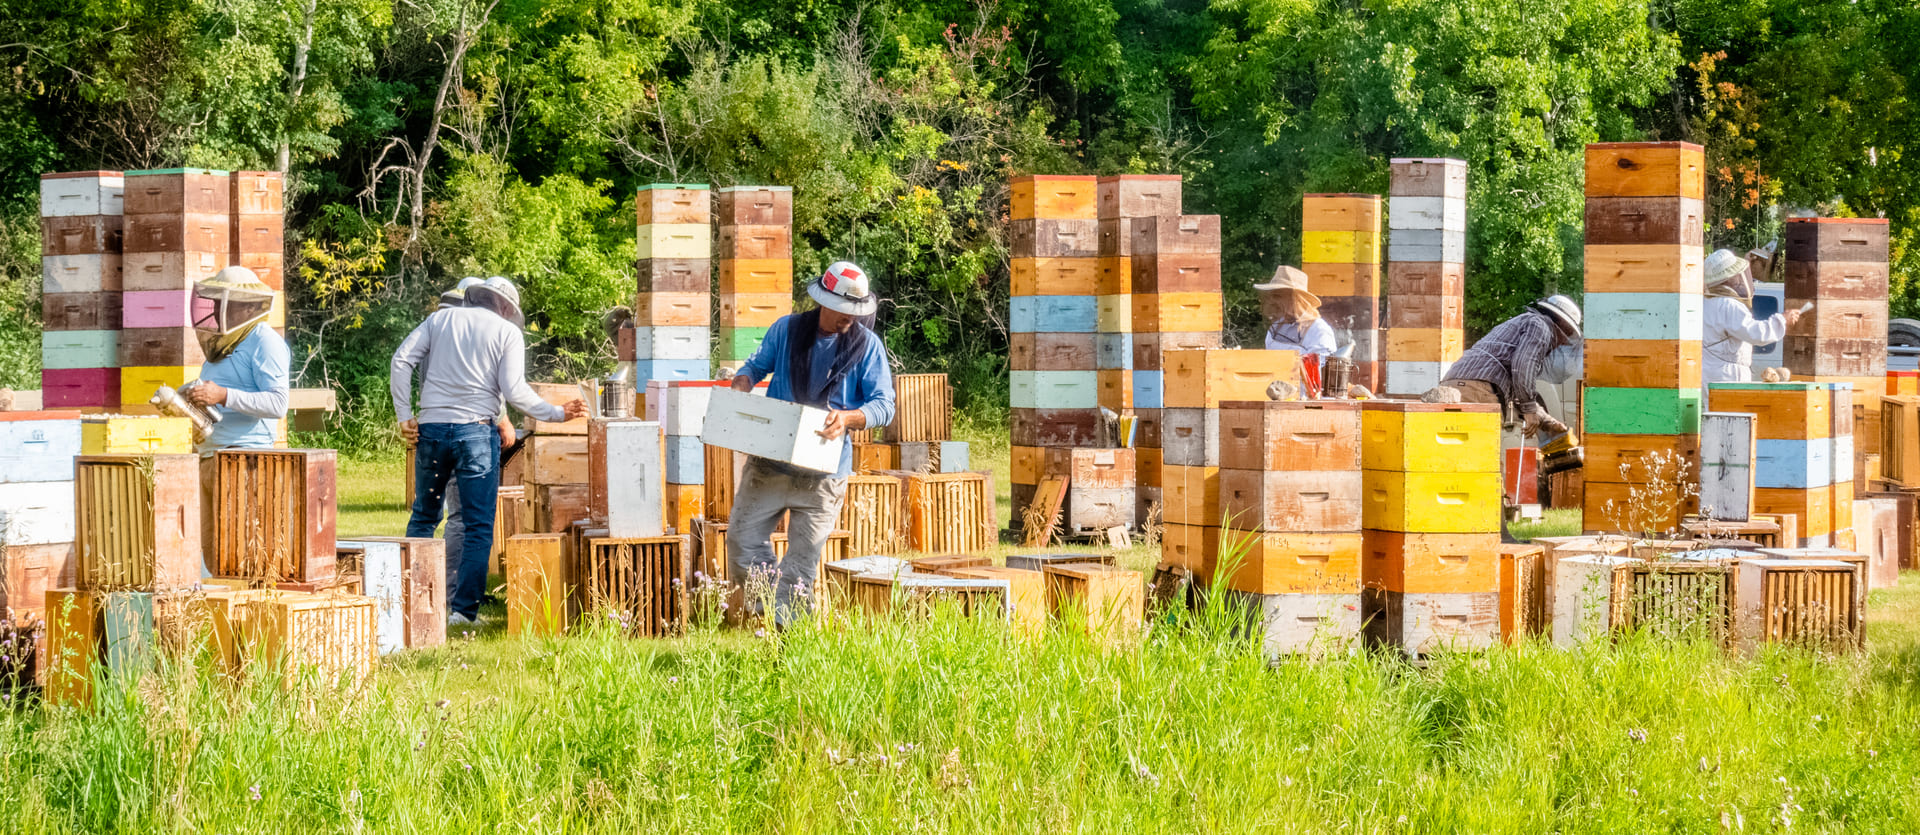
[186,266,290,451]
[727,261,896,624]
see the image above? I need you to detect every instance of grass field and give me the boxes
[8,430,1920,832]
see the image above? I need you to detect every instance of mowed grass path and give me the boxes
[6,428,1918,832]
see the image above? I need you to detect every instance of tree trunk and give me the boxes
[281,0,317,173]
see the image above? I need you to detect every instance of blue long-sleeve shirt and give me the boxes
[196,326,290,451]
[737,315,896,478]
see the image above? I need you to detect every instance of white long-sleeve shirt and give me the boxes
[390,307,565,425]
[1265,318,1338,357]
[1703,296,1787,384]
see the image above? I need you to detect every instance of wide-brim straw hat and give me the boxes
[1252,265,1320,307]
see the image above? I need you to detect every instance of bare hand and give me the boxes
[498,421,516,447]
[187,381,228,406]
[731,375,754,393]
[1784,309,1804,328]
[817,409,864,441]
[399,419,420,445]
[562,399,589,420]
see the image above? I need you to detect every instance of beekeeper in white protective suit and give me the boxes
[1702,248,1801,383]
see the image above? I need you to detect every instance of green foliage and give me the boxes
[0,206,42,391]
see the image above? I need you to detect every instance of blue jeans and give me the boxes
[406,422,500,619]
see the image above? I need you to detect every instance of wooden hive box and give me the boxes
[212,449,337,585]
[909,554,990,573]
[588,418,666,538]
[1,541,75,622]
[44,589,102,706]
[850,573,1009,618]
[490,485,528,572]
[1496,543,1546,643]
[1881,396,1919,485]
[770,530,853,568]
[704,444,740,521]
[75,455,202,592]
[245,592,377,688]
[529,482,592,535]
[1608,561,1735,644]
[1006,552,1116,573]
[1734,558,1862,652]
[1043,563,1143,641]
[354,536,447,649]
[888,374,952,442]
[1361,590,1499,656]
[695,518,729,582]
[895,471,994,555]
[838,474,905,555]
[821,555,912,604]
[943,566,1048,634]
[506,533,568,637]
[853,442,898,474]
[582,536,690,637]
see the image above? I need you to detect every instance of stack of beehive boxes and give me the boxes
[520,383,591,535]
[1125,186,1222,531]
[1360,401,1503,653]
[40,172,125,408]
[716,186,793,368]
[630,184,712,384]
[647,380,713,534]
[1008,176,1101,527]
[1159,349,1299,577]
[1709,383,1851,547]
[230,172,287,337]
[1384,159,1468,397]
[1582,142,1706,534]
[1301,193,1381,392]
[1783,217,1888,475]
[0,411,82,623]
[119,169,235,408]
[1218,400,1363,656]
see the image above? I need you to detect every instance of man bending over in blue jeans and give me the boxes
[390,276,586,625]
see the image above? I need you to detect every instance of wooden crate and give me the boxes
[1882,396,1919,485]
[896,471,994,554]
[1044,563,1143,640]
[75,454,202,591]
[1005,552,1116,573]
[705,444,739,522]
[212,449,338,585]
[525,434,590,484]
[506,534,568,637]
[943,566,1047,634]
[667,484,703,536]
[910,554,989,573]
[582,536,690,637]
[354,536,447,649]
[1735,559,1862,651]
[246,592,377,688]
[838,475,904,555]
[695,518,729,582]
[1496,543,1546,643]
[888,374,952,442]
[528,482,591,534]
[821,555,911,603]
[1,541,75,622]
[43,589,101,706]
[1608,562,1734,644]
[850,573,1009,618]
[1361,589,1499,655]
[1861,490,1916,570]
[491,485,527,572]
[853,442,898,474]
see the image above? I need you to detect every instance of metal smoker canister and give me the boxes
[1321,356,1354,398]
[599,376,633,418]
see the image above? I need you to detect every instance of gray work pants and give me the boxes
[726,457,848,625]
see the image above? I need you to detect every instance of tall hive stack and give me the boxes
[1008,175,1101,525]
[1098,175,1193,526]
[1707,383,1845,546]
[715,186,793,368]
[1158,349,1299,577]
[1359,402,1503,653]
[0,411,82,622]
[1582,142,1707,533]
[40,172,125,408]
[1782,217,1889,470]
[119,170,233,408]
[1384,159,1468,396]
[645,380,714,534]
[1218,400,1364,656]
[230,171,286,338]
[1301,193,1382,392]
[520,383,591,536]
[630,184,712,384]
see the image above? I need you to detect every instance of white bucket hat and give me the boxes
[467,276,525,327]
[1531,294,1582,337]
[808,261,878,316]
[1705,248,1748,288]
[1252,265,1320,307]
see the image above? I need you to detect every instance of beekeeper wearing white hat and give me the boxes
[391,274,586,625]
[186,265,290,452]
[1428,294,1583,437]
[727,261,897,625]
[1255,265,1338,364]
[1703,248,1800,383]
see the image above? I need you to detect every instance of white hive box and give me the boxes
[1552,553,1637,647]
[0,481,77,546]
[604,420,667,538]
[701,387,844,474]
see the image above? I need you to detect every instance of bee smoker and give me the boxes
[149,382,221,442]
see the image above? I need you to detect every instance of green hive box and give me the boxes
[1584,387,1702,435]
[718,326,771,360]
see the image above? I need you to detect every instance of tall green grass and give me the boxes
[6,599,1920,832]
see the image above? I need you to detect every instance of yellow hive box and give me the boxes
[1301,194,1381,233]
[1011,257,1099,296]
[1096,295,1131,332]
[1161,464,1221,527]
[1010,445,1046,486]
[1385,328,1465,364]
[1131,292,1224,333]
[1160,522,1219,577]
[81,416,195,454]
[1011,175,1098,220]
[1305,262,1380,297]
[1164,349,1300,409]
[1360,405,1501,473]
[718,259,792,295]
[120,365,201,410]
[1223,530,1363,595]
[1302,230,1381,264]
[1363,471,1502,533]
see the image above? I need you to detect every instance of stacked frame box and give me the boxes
[229,171,286,336]
[0,411,82,623]
[40,171,125,407]
[715,186,793,368]
[1384,159,1467,396]
[1008,175,1101,530]
[1301,193,1382,392]
[1707,383,1848,546]
[1158,349,1300,577]
[1581,142,1707,534]
[519,382,591,537]
[1359,401,1502,654]
[1043,447,1135,535]
[1099,174,1192,528]
[119,169,232,408]
[1782,217,1889,464]
[643,381,713,534]
[1217,400,1363,656]
[629,184,712,384]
